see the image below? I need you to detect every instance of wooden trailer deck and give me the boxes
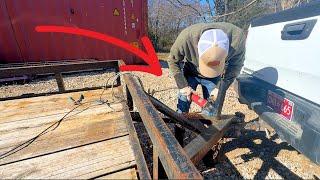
[0,72,239,179]
[0,87,139,179]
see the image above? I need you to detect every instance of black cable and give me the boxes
[0,99,111,160]
[0,104,84,160]
[0,72,143,160]
[98,72,144,104]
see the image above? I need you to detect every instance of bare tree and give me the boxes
[280,0,310,9]
[148,0,312,51]
[148,0,202,51]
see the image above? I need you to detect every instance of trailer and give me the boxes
[0,60,244,179]
[0,1,244,178]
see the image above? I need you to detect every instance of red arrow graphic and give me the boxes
[35,26,162,76]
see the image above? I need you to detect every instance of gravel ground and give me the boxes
[0,54,319,179]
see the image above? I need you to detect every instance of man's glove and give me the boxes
[179,86,194,101]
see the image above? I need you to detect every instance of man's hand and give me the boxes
[179,86,194,101]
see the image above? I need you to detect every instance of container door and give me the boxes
[4,0,147,64]
[0,1,22,63]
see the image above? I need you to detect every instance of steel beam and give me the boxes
[54,73,65,92]
[0,60,119,78]
[0,83,123,101]
[126,85,134,111]
[0,60,120,101]
[147,94,205,133]
[147,93,240,164]
[153,148,159,179]
[213,79,233,119]
[124,74,202,179]
[121,99,151,179]
[184,113,238,164]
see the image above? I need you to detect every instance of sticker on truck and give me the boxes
[267,90,294,121]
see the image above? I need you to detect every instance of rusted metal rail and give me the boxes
[123,74,203,179]
[121,100,151,179]
[0,60,120,101]
[184,114,236,164]
[0,60,119,78]
[1,59,243,178]
[147,94,243,165]
[147,94,205,133]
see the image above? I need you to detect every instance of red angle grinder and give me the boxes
[191,93,217,117]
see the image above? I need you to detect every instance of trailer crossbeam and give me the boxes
[123,74,202,179]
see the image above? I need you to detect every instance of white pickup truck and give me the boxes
[235,1,320,165]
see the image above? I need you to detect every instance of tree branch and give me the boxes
[166,0,207,22]
[211,0,259,19]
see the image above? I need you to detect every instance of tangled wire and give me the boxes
[0,72,143,160]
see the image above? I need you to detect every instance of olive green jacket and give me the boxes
[168,22,246,89]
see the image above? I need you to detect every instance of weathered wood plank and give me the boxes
[0,88,128,164]
[0,87,139,179]
[0,109,128,165]
[0,89,100,112]
[0,104,124,142]
[96,168,138,179]
[0,136,136,179]
[0,89,120,124]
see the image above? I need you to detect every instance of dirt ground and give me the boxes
[0,54,319,179]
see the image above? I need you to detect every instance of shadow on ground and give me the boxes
[201,121,303,179]
[132,113,305,179]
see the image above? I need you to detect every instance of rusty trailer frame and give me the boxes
[124,74,202,179]
[0,60,242,179]
[123,74,243,179]
[0,60,120,101]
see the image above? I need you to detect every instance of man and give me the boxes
[168,22,246,113]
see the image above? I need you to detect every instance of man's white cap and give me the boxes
[197,29,229,78]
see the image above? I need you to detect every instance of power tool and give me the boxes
[190,79,231,118]
[191,93,218,117]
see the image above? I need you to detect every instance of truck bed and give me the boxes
[0,88,137,179]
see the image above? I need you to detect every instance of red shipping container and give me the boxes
[0,0,147,64]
